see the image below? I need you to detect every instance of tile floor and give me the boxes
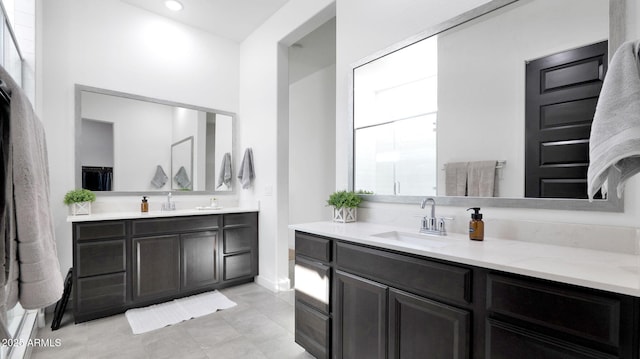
[31,282,313,359]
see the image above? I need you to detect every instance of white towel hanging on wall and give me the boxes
[238,148,255,189]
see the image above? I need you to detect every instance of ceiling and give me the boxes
[120,0,290,42]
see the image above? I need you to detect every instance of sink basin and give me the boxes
[370,231,451,248]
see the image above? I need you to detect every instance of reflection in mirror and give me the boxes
[350,0,624,211]
[75,85,235,194]
[171,136,193,191]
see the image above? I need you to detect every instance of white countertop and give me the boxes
[290,221,640,297]
[67,207,259,222]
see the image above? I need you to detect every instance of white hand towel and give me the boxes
[237,148,255,189]
[217,152,232,189]
[174,166,191,189]
[151,165,168,188]
[445,162,468,196]
[467,161,497,197]
[587,40,640,200]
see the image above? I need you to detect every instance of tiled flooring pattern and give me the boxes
[31,283,314,359]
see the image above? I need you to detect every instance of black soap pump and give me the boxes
[467,207,484,241]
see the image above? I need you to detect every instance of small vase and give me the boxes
[333,207,357,223]
[70,202,91,215]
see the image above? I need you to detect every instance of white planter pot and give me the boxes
[333,207,357,223]
[70,202,91,216]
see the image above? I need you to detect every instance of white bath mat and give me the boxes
[125,290,236,334]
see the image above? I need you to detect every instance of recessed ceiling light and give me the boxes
[165,0,183,11]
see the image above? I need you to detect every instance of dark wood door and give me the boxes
[334,270,388,359]
[181,231,218,291]
[525,41,607,198]
[133,235,180,301]
[388,288,471,359]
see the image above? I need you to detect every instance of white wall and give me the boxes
[80,119,114,168]
[336,0,640,232]
[289,64,337,247]
[38,0,240,277]
[238,0,335,291]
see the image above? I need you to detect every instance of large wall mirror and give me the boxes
[349,0,626,211]
[75,85,236,195]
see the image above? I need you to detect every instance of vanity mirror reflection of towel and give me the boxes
[445,160,501,197]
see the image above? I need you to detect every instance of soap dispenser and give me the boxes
[467,207,484,241]
[141,196,149,213]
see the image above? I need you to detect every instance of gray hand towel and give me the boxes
[174,166,191,189]
[0,65,63,325]
[217,152,232,189]
[587,40,640,200]
[151,165,168,188]
[445,162,468,196]
[467,161,497,197]
[237,148,255,189]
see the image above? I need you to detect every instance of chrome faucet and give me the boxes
[420,197,447,235]
[161,192,176,211]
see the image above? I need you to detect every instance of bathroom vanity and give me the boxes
[69,209,258,323]
[292,222,640,359]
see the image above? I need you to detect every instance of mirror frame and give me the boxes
[75,84,237,196]
[348,0,626,212]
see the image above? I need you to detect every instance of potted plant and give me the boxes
[326,190,364,223]
[64,189,96,215]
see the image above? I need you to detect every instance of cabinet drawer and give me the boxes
[223,227,256,254]
[76,239,126,277]
[487,274,622,348]
[336,242,471,305]
[295,300,330,359]
[486,319,616,359]
[75,221,126,241]
[223,212,257,227]
[295,232,331,262]
[132,215,219,236]
[295,256,331,314]
[223,252,253,280]
[76,273,126,314]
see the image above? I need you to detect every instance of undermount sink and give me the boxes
[370,231,452,248]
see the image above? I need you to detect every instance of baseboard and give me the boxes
[255,275,292,292]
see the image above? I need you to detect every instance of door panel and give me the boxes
[133,235,180,301]
[525,41,607,198]
[334,270,388,359]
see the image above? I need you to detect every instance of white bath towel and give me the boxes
[467,161,497,197]
[151,165,168,188]
[587,40,640,200]
[445,162,468,196]
[237,148,255,189]
[217,152,232,189]
[0,65,63,327]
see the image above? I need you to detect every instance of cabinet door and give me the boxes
[133,235,180,301]
[389,288,471,359]
[181,231,218,291]
[334,270,388,359]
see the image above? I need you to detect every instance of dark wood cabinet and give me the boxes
[72,212,258,323]
[334,270,388,359]
[181,231,219,291]
[132,235,181,301]
[295,232,333,359]
[294,230,640,359]
[388,288,470,359]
